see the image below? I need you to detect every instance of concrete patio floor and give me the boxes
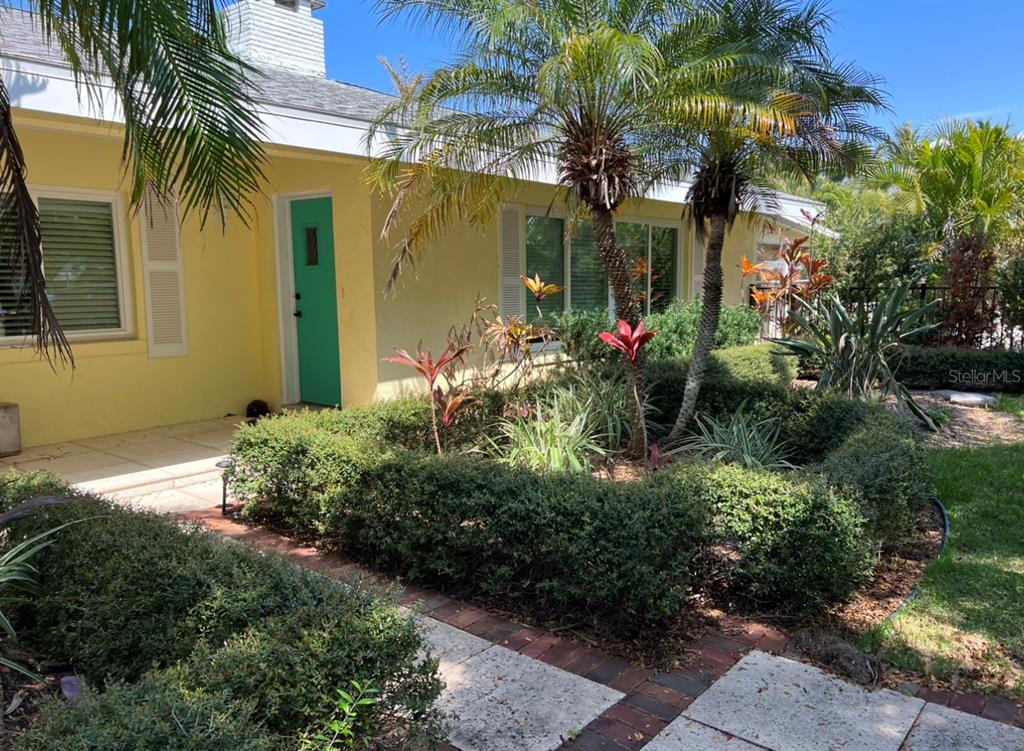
[0,416,240,513]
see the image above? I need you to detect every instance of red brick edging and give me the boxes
[180,508,1024,749]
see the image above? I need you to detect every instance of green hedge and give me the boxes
[695,463,874,612]
[239,443,708,628]
[16,673,274,751]
[819,413,932,544]
[550,301,761,366]
[892,346,1024,393]
[1,472,444,748]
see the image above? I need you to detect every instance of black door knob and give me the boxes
[294,310,303,318]
[295,292,302,300]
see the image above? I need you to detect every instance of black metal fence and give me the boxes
[748,284,1024,351]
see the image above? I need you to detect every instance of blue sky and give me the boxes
[322,0,1023,133]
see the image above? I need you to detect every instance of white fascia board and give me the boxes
[3,54,827,223]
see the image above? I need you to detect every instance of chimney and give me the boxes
[224,0,327,78]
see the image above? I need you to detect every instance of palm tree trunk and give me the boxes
[591,207,642,327]
[668,213,727,442]
[591,207,647,456]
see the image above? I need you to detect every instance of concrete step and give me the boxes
[74,460,226,497]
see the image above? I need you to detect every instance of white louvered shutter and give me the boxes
[691,228,705,299]
[499,205,525,317]
[141,189,188,357]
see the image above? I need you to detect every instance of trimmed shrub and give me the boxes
[239,447,708,628]
[15,673,274,751]
[228,416,381,532]
[819,414,932,543]
[892,346,1024,393]
[550,301,761,366]
[180,605,440,739]
[692,463,874,613]
[0,472,445,746]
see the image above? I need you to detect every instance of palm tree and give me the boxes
[366,0,806,453]
[665,0,885,441]
[867,119,1024,345]
[1,1,267,365]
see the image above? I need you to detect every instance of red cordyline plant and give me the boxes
[599,320,656,456]
[385,343,470,453]
[742,235,833,336]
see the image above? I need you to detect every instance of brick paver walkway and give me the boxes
[183,508,1024,751]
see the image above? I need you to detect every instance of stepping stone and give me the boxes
[437,637,623,751]
[645,717,763,750]
[682,651,923,751]
[903,703,1024,751]
[937,390,997,408]
[418,617,493,667]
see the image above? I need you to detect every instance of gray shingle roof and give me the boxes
[0,8,394,123]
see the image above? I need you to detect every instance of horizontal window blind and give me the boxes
[617,221,649,312]
[39,197,121,332]
[524,215,565,322]
[650,226,678,313]
[0,208,28,337]
[569,221,607,312]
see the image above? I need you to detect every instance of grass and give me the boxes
[863,444,1024,698]
[996,394,1024,419]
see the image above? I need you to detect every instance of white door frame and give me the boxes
[273,189,333,406]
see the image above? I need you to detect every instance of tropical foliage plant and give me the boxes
[484,388,606,474]
[2,0,266,363]
[599,319,656,455]
[673,403,793,470]
[366,0,846,447]
[773,284,940,428]
[741,234,834,335]
[384,344,471,453]
[867,119,1024,345]
[665,0,886,441]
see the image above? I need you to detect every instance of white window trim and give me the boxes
[0,185,134,347]
[518,206,685,318]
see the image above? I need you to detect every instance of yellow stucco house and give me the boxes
[0,1,824,449]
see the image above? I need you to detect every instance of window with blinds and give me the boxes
[568,221,607,311]
[518,212,680,319]
[524,215,565,322]
[0,196,123,338]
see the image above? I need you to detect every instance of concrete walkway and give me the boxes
[7,420,1023,750]
[184,509,1024,751]
[649,650,1024,751]
[0,417,240,512]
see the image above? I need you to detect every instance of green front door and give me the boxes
[290,196,342,406]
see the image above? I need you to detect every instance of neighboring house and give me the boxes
[0,0,825,448]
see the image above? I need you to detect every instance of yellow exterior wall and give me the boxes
[1,117,271,447]
[1,112,770,446]
[371,181,767,397]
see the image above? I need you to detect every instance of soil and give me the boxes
[0,658,62,744]
[912,391,1024,448]
[829,503,946,635]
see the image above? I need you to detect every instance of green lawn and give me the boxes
[996,394,1024,420]
[866,443,1024,698]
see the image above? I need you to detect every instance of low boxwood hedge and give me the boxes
[16,673,275,751]
[0,472,445,749]
[550,300,762,366]
[892,345,1024,393]
[819,413,932,544]
[693,463,874,612]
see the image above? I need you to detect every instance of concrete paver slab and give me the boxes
[902,703,1024,751]
[419,617,493,668]
[645,717,765,750]
[439,641,623,751]
[684,651,923,751]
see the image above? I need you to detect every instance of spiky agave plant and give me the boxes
[773,284,940,429]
